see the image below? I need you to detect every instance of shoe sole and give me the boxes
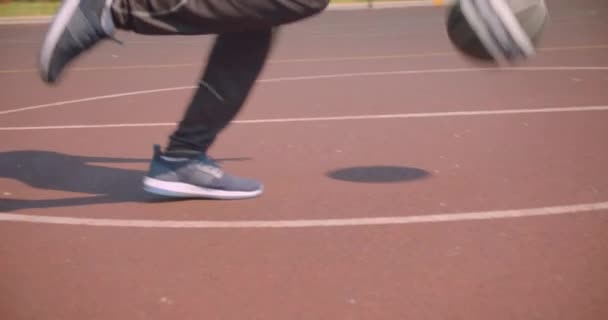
[39,0,80,83]
[142,177,263,200]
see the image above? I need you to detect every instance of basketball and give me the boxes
[445,0,549,64]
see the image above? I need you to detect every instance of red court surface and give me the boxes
[1,0,608,319]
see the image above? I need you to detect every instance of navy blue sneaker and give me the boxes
[142,145,264,200]
[39,0,118,83]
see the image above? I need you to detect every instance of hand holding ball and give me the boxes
[445,0,549,64]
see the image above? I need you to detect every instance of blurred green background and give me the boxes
[0,0,60,17]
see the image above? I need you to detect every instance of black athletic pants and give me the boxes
[110,0,330,153]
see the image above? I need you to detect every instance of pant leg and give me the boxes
[165,29,274,154]
[109,0,330,155]
[111,0,329,35]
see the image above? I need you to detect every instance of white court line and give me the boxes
[1,66,607,117]
[1,105,608,131]
[0,86,194,116]
[0,201,607,229]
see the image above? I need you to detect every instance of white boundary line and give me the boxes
[2,46,607,74]
[0,201,607,228]
[0,85,194,116]
[1,105,608,131]
[1,66,607,117]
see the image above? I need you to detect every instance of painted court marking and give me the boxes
[1,104,608,131]
[1,66,607,117]
[0,44,607,74]
[0,201,607,229]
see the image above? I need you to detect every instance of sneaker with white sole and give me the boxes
[39,0,118,83]
[142,145,264,200]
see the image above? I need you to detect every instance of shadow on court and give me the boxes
[0,151,432,212]
[327,166,431,183]
[0,150,251,211]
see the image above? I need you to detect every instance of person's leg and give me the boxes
[111,0,330,35]
[141,29,274,199]
[39,0,329,82]
[38,0,330,199]
[165,29,274,155]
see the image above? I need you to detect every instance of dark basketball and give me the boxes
[445,0,549,64]
[446,1,494,61]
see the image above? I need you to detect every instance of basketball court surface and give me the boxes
[1,0,607,319]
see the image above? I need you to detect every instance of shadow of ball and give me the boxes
[327,166,430,183]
